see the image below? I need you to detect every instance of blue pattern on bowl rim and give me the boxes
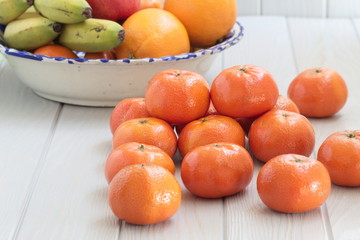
[0,21,244,65]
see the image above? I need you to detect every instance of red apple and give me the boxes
[86,0,140,21]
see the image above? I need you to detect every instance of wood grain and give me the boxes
[0,61,60,239]
[224,16,330,240]
[14,106,119,240]
[288,17,360,240]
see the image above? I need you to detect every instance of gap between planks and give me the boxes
[9,104,64,240]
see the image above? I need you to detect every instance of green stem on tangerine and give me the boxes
[201,118,207,123]
[347,133,356,138]
[139,119,148,124]
[239,67,247,72]
[295,159,304,162]
[138,144,145,150]
[315,69,322,73]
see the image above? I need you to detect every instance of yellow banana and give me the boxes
[58,18,125,53]
[16,6,41,19]
[34,0,92,24]
[0,0,33,24]
[4,16,62,50]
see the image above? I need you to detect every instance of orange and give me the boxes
[84,50,115,59]
[108,164,181,225]
[272,94,300,113]
[317,130,360,186]
[178,115,245,157]
[109,98,151,134]
[105,142,175,183]
[174,101,218,136]
[210,65,279,118]
[140,0,163,9]
[248,109,315,163]
[112,117,177,157]
[257,154,331,213]
[115,8,190,59]
[145,69,210,124]
[33,44,78,58]
[181,143,253,198]
[237,94,300,135]
[288,67,348,117]
[164,0,237,48]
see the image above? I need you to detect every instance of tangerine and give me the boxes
[288,67,348,117]
[105,142,175,183]
[210,65,279,118]
[33,44,78,58]
[145,69,210,124]
[112,117,177,157]
[108,164,181,225]
[178,115,245,157]
[317,130,360,186]
[257,154,331,213]
[109,98,151,134]
[248,109,315,162]
[181,143,253,198]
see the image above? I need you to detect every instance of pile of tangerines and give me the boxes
[104,64,359,225]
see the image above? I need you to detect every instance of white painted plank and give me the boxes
[288,17,360,240]
[224,16,330,240]
[328,0,360,18]
[14,106,119,240]
[0,60,60,239]
[237,0,261,16]
[262,0,326,18]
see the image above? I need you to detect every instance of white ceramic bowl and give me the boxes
[0,21,244,107]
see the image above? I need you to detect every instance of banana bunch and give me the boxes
[1,0,125,53]
[0,0,34,24]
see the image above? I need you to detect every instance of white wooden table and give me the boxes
[1,16,360,240]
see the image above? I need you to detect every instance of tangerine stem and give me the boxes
[347,133,356,138]
[139,119,148,124]
[138,144,145,150]
[295,159,304,162]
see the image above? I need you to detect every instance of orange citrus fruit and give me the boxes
[248,110,315,163]
[108,164,181,225]
[112,117,177,157]
[105,142,176,183]
[33,44,78,58]
[145,69,210,124]
[181,143,253,198]
[257,154,331,213]
[288,67,348,117]
[109,98,151,134]
[317,130,360,186]
[210,65,279,118]
[178,115,245,157]
[84,50,115,59]
[164,0,237,48]
[115,8,190,59]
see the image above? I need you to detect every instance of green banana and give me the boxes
[4,16,62,50]
[58,18,125,53]
[34,0,92,24]
[0,0,34,24]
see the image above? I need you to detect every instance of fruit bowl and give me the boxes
[0,21,244,107]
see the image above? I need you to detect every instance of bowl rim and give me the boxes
[0,21,244,65]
